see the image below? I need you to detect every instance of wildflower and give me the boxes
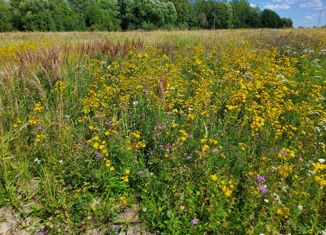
[34,158,41,164]
[93,142,99,150]
[239,143,246,151]
[54,81,66,93]
[33,103,43,113]
[313,163,326,172]
[95,152,102,159]
[120,196,128,207]
[202,144,209,152]
[131,131,141,138]
[185,156,193,161]
[210,174,218,181]
[191,219,198,226]
[256,176,266,183]
[121,176,129,183]
[132,101,139,106]
[298,205,303,211]
[319,158,325,163]
[212,148,220,153]
[277,207,289,219]
[315,175,326,186]
[259,185,268,194]
[278,164,293,177]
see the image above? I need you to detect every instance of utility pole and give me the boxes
[317,9,322,27]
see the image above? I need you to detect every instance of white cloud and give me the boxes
[264,3,291,9]
[305,14,317,20]
[299,0,323,9]
[272,0,295,3]
[250,3,257,7]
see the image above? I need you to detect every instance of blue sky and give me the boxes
[249,0,326,27]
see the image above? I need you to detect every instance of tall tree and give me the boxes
[16,0,56,31]
[281,17,293,28]
[0,0,13,31]
[169,0,194,28]
[261,9,282,28]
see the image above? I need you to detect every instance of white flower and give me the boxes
[264,199,269,203]
[132,101,139,107]
[59,160,63,164]
[298,205,303,211]
[34,158,41,164]
[318,158,325,163]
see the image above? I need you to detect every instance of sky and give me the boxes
[249,0,326,27]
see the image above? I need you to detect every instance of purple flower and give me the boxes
[212,148,220,153]
[137,170,144,176]
[259,185,268,194]
[190,219,198,226]
[279,149,286,155]
[96,112,103,119]
[36,124,42,130]
[256,176,266,183]
[95,152,102,159]
[185,156,193,161]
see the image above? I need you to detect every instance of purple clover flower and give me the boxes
[256,176,266,183]
[191,219,198,226]
[212,148,220,153]
[259,185,268,194]
[95,152,102,159]
[36,124,42,130]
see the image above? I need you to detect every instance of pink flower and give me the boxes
[256,176,266,183]
[191,218,198,226]
[259,185,268,193]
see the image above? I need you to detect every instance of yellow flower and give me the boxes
[210,174,218,181]
[315,175,326,186]
[313,163,326,172]
[202,144,209,152]
[33,103,43,113]
[276,207,289,219]
[121,176,129,183]
[93,142,99,150]
[278,164,293,177]
[120,196,128,207]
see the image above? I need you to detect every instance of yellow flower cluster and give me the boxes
[220,180,235,198]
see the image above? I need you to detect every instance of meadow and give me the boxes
[0,29,325,234]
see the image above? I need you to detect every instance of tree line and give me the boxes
[0,0,293,32]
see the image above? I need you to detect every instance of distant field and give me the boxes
[0,29,325,234]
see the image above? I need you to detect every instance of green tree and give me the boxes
[119,0,135,30]
[49,0,81,31]
[132,0,177,29]
[84,0,120,31]
[16,0,56,31]
[281,17,293,28]
[0,0,13,31]
[261,9,282,28]
[169,0,194,28]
